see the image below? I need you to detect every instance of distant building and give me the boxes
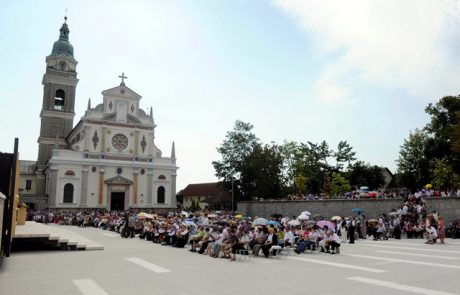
[18,18,178,211]
[179,183,231,210]
[381,167,395,189]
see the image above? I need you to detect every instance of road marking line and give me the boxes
[348,276,458,295]
[125,257,171,273]
[288,256,386,273]
[102,232,118,238]
[73,279,108,295]
[359,243,460,254]
[360,240,427,246]
[361,240,460,247]
[347,254,460,270]
[375,250,460,260]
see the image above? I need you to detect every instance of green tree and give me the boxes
[294,174,308,194]
[321,173,332,196]
[244,143,284,199]
[425,96,460,172]
[212,120,259,200]
[334,140,356,172]
[396,129,430,190]
[348,161,385,190]
[431,158,460,190]
[281,141,302,193]
[331,172,351,197]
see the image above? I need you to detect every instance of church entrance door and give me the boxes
[111,192,125,211]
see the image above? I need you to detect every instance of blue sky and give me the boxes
[1,0,460,191]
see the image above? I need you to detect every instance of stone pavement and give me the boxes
[1,227,460,295]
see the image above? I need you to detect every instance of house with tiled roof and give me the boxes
[178,182,231,210]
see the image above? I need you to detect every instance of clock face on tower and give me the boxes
[111,134,128,152]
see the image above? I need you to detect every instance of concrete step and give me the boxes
[12,222,103,252]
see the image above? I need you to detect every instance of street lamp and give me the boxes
[231,178,234,212]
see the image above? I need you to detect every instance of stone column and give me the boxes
[48,168,58,207]
[101,126,107,152]
[170,172,177,208]
[84,125,91,151]
[134,129,140,155]
[80,166,89,207]
[147,171,153,206]
[98,169,105,206]
[133,172,138,205]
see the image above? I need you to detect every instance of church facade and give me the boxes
[19,18,178,211]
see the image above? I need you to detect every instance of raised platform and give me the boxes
[13,222,103,251]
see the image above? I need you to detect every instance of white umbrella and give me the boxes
[181,211,189,216]
[183,220,197,227]
[298,214,310,221]
[137,212,154,219]
[288,219,301,226]
[301,211,311,216]
[253,218,269,226]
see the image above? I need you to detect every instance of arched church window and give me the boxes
[157,186,165,204]
[64,170,75,176]
[54,89,65,111]
[63,183,74,203]
[158,175,166,180]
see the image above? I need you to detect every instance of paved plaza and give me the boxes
[1,226,460,295]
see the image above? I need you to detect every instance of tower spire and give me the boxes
[50,14,74,57]
[87,97,91,110]
[171,141,176,158]
[149,106,153,119]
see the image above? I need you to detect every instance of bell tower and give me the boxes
[36,16,79,192]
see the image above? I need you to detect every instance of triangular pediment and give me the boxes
[104,175,133,185]
[102,85,142,100]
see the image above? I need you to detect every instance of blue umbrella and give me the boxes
[351,208,364,214]
[267,220,280,226]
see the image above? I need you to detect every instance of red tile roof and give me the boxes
[179,182,231,203]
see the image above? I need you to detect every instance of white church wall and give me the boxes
[86,168,100,207]
[56,172,82,207]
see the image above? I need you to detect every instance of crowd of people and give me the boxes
[284,187,460,201]
[29,196,460,261]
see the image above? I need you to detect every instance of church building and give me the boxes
[19,18,178,211]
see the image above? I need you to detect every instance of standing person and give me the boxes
[127,214,136,238]
[437,216,446,244]
[348,217,355,244]
[426,224,438,244]
[393,215,401,239]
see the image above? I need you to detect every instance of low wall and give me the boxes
[238,197,460,223]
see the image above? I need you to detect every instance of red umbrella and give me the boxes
[367,191,378,198]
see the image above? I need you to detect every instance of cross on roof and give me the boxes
[118,72,128,86]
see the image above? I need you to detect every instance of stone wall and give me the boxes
[238,197,460,222]
[19,195,48,211]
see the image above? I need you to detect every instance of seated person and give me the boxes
[230,228,250,261]
[221,229,238,258]
[261,228,278,258]
[295,226,319,253]
[188,225,205,252]
[373,222,385,240]
[196,228,211,254]
[252,227,268,256]
[319,230,341,254]
[174,224,189,247]
[283,227,295,247]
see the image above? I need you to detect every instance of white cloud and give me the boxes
[273,0,460,102]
